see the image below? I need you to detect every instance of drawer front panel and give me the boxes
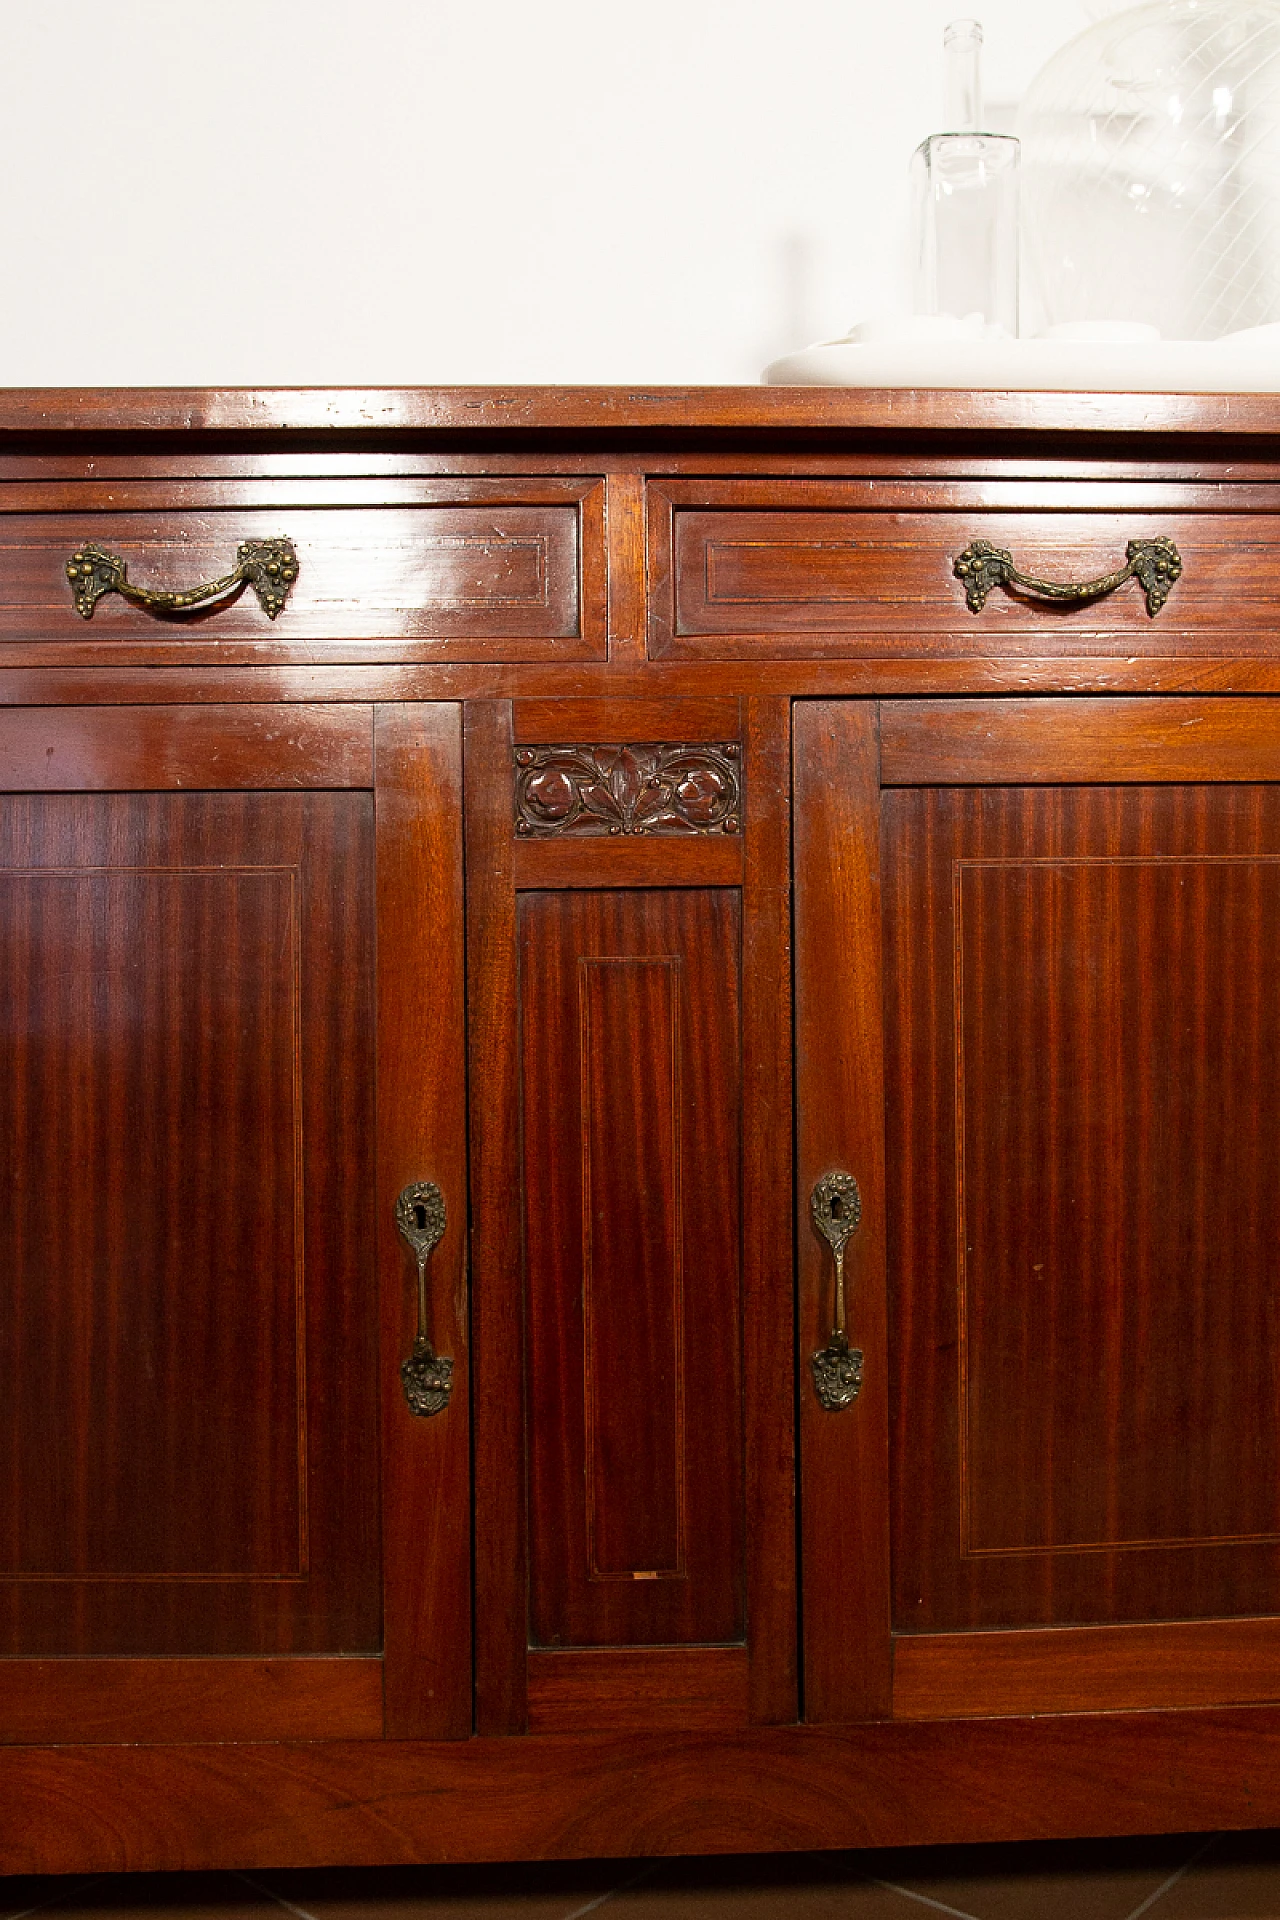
[0,481,603,663]
[658,496,1280,658]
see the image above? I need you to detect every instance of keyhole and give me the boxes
[829,1194,844,1222]
[414,1203,429,1231]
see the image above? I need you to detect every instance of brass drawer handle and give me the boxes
[395,1181,454,1417]
[66,537,298,620]
[954,536,1182,617]
[810,1172,864,1411]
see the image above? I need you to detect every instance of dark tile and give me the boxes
[1151,1828,1280,1917]
[614,1853,970,1917]
[19,1876,284,1920]
[855,1833,1213,1920]
[253,1860,629,1919]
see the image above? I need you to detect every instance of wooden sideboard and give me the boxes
[6,384,1280,1872]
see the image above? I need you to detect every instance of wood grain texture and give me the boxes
[604,471,648,665]
[884,783,1280,1633]
[465,701,528,1735]
[519,890,744,1648]
[527,1648,750,1732]
[792,702,892,1722]
[10,1709,1280,1872]
[513,837,743,889]
[659,507,1280,659]
[0,791,379,1657]
[375,706,470,1739]
[0,1658,382,1746]
[20,659,1280,711]
[894,1616,1280,1719]
[0,496,598,659]
[8,384,1280,435]
[0,704,372,789]
[513,695,740,743]
[741,698,798,1724]
[882,695,1280,784]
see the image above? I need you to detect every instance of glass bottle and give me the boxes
[910,20,1022,334]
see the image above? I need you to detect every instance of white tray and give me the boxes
[763,332,1280,392]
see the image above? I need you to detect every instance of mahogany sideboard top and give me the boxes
[6,385,1280,1877]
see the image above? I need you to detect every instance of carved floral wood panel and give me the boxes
[513,743,742,837]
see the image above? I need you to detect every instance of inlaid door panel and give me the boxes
[884,784,1280,1632]
[519,888,744,1649]
[0,790,378,1659]
[796,697,1280,1725]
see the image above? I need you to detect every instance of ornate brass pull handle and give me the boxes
[953,536,1182,618]
[810,1172,864,1411]
[395,1180,454,1417]
[66,537,298,620]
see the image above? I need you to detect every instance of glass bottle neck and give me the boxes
[944,19,984,132]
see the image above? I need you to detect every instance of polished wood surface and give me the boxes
[0,1658,382,1747]
[10,383,1280,435]
[881,695,1280,784]
[374,705,470,1739]
[740,697,799,1723]
[3,386,1280,1871]
[0,702,372,788]
[8,1709,1280,1871]
[465,701,528,1736]
[0,482,605,666]
[526,1647,750,1733]
[520,888,744,1648]
[792,702,892,1723]
[0,788,378,1658]
[663,506,1280,657]
[893,1616,1280,1719]
[884,780,1280,1632]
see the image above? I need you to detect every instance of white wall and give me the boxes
[1,0,1092,386]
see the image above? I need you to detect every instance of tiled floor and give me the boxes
[11,1834,1280,1920]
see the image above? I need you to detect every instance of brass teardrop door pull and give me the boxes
[953,536,1182,617]
[66,537,298,619]
[395,1181,454,1417]
[810,1172,864,1411]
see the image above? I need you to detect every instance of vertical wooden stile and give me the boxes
[793,701,892,1722]
[742,697,799,1722]
[375,704,471,1739]
[465,700,529,1735]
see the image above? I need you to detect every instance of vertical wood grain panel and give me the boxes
[465,701,528,1734]
[375,704,470,1740]
[520,890,743,1650]
[742,697,799,1724]
[580,959,684,1580]
[604,472,647,665]
[0,791,378,1658]
[0,866,302,1579]
[793,701,892,1722]
[885,784,1280,1633]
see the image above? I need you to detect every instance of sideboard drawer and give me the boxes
[650,480,1280,660]
[0,477,605,665]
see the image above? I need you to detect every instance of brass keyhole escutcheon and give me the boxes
[810,1171,864,1411]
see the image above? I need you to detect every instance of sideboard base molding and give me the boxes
[1,1709,1278,1874]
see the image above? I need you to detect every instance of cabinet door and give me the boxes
[796,697,1280,1723]
[0,703,469,1744]
[466,698,795,1734]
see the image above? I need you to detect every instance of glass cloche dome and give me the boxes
[1017,0,1280,339]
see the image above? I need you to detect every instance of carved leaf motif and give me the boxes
[610,748,644,817]
[513,742,742,838]
[578,781,622,822]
